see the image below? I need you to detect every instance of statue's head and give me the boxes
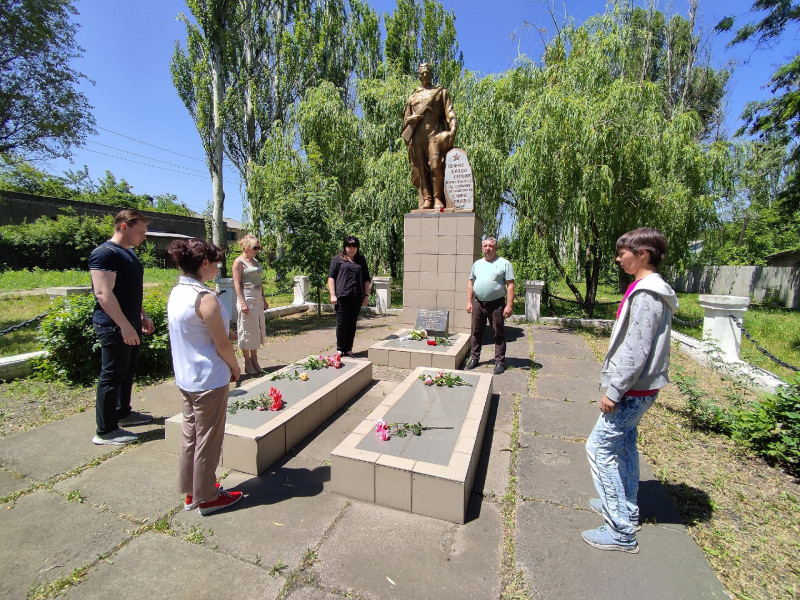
[418,62,432,84]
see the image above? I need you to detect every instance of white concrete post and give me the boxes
[293,276,310,305]
[698,294,750,362]
[215,277,235,323]
[373,277,393,314]
[524,280,545,321]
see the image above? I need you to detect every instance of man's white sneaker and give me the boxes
[92,428,138,445]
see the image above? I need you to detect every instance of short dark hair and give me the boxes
[616,227,667,267]
[113,210,150,231]
[167,238,225,275]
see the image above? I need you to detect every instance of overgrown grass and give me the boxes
[0,295,53,357]
[0,268,179,291]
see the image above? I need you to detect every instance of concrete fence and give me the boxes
[667,265,800,309]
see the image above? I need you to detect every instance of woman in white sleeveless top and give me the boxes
[167,239,243,515]
[232,234,268,375]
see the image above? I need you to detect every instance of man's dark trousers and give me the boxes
[94,324,140,435]
[470,297,506,364]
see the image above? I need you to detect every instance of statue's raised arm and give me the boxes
[403,63,457,210]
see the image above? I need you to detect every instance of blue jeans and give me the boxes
[586,393,657,542]
[94,324,141,435]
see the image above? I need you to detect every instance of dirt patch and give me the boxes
[580,330,800,600]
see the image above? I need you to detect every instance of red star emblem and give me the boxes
[453,153,460,160]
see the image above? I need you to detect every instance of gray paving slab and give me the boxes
[534,356,601,379]
[532,339,595,360]
[53,438,181,523]
[223,454,331,500]
[174,476,345,571]
[491,368,529,396]
[286,586,347,599]
[312,501,502,600]
[532,374,601,402]
[530,324,590,344]
[0,467,33,498]
[516,433,596,506]
[489,391,516,433]
[0,489,131,599]
[516,501,728,599]
[62,532,285,600]
[0,410,115,481]
[519,396,600,438]
[473,428,510,499]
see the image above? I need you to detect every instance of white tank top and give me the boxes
[167,276,231,392]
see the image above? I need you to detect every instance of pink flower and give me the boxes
[376,419,390,440]
[424,376,434,386]
[437,372,444,378]
[256,406,266,411]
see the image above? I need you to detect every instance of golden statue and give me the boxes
[402,63,457,209]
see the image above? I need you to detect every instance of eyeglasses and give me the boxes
[252,246,261,251]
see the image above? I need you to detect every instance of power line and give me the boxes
[88,140,208,175]
[82,148,208,179]
[94,125,241,177]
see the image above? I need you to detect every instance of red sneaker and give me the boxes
[184,482,222,511]
[198,490,243,515]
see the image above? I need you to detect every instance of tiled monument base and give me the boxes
[402,212,483,334]
[165,358,372,475]
[330,367,493,523]
[367,329,470,370]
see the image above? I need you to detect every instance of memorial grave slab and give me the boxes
[165,358,372,475]
[367,328,470,370]
[330,367,493,523]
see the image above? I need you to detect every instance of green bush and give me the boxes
[0,212,113,270]
[36,289,173,383]
[731,377,800,473]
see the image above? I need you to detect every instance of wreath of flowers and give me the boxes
[419,371,471,387]
[228,387,284,414]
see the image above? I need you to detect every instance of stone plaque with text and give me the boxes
[444,148,474,211]
[415,308,449,337]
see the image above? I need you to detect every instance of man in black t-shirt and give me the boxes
[88,210,155,445]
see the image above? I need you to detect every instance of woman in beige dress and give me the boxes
[232,235,268,374]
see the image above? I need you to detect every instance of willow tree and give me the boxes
[509,20,725,315]
[171,0,236,253]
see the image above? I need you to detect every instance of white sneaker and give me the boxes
[92,428,138,445]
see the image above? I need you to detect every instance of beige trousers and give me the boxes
[178,384,228,503]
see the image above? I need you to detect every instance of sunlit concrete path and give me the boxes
[0,315,727,599]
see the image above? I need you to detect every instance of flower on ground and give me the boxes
[423,376,434,386]
[300,372,309,381]
[376,419,390,441]
[269,387,283,410]
[427,340,436,346]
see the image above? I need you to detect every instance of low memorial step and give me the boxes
[165,357,373,475]
[367,329,470,370]
[330,367,493,523]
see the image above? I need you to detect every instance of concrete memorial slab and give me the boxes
[165,357,372,475]
[444,147,475,211]
[367,328,470,370]
[330,367,493,523]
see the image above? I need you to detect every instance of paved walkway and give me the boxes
[0,315,728,599]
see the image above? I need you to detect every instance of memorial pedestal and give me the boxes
[330,367,493,523]
[165,358,372,475]
[402,212,482,334]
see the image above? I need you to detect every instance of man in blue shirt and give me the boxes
[465,237,515,374]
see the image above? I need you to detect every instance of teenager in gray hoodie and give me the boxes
[582,227,679,554]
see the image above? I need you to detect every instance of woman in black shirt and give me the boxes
[327,236,371,357]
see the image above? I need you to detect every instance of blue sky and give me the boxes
[45,0,796,223]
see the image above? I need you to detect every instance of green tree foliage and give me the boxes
[715,0,800,212]
[0,160,192,215]
[383,0,462,86]
[701,139,800,265]
[172,0,235,253]
[0,212,113,270]
[509,19,725,315]
[0,0,96,159]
